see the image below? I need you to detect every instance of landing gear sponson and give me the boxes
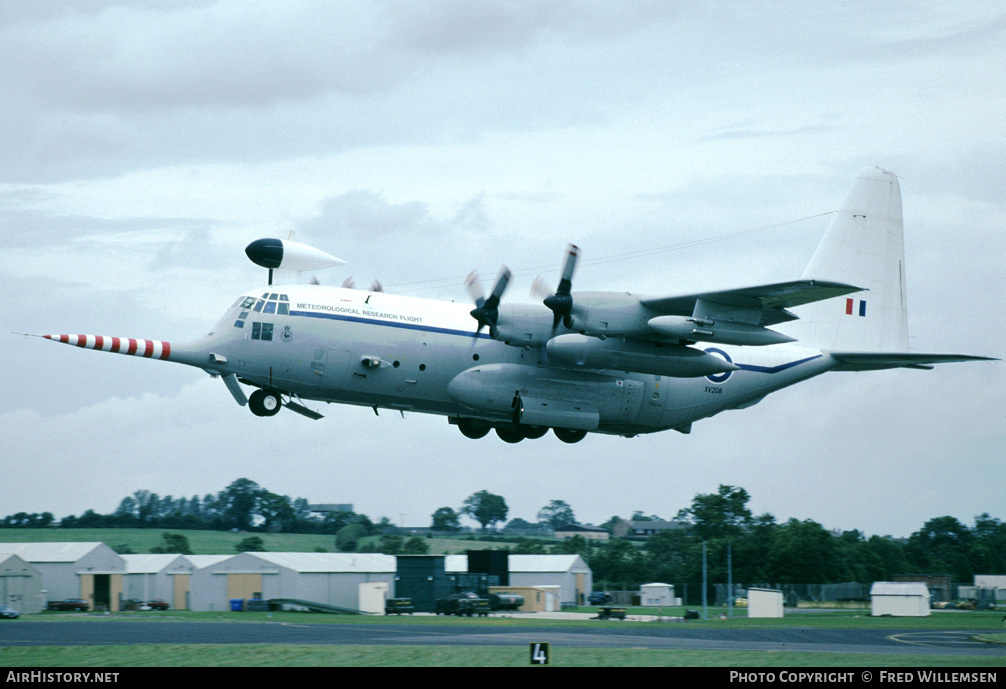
[450,417,587,443]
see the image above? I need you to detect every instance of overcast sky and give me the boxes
[2,1,1003,540]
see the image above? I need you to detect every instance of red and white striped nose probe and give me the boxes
[42,334,172,360]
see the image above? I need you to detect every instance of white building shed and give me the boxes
[0,542,126,611]
[640,583,676,606]
[870,582,930,617]
[747,588,784,618]
[0,553,44,614]
[188,552,396,612]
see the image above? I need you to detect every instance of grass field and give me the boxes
[0,528,518,555]
[2,644,1002,668]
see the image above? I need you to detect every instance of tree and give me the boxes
[763,519,845,583]
[431,507,461,532]
[151,533,192,555]
[257,492,295,532]
[677,485,753,540]
[218,478,264,531]
[537,500,576,529]
[403,536,429,554]
[335,523,367,552]
[461,490,509,531]
[235,536,266,552]
[906,515,975,581]
[378,534,404,554]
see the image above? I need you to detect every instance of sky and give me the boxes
[1,1,1003,540]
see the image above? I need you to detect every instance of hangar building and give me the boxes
[0,542,125,611]
[446,554,592,605]
[0,553,44,614]
[188,552,396,612]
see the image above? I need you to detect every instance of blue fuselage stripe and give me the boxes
[290,309,493,339]
[735,355,823,374]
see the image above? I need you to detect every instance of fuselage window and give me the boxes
[261,323,274,341]
[252,322,262,340]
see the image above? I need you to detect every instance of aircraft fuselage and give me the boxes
[191,284,836,437]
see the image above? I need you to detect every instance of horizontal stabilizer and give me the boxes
[829,351,998,372]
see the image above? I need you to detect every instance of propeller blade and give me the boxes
[370,279,383,293]
[557,244,580,295]
[341,276,355,289]
[530,276,551,300]
[466,266,511,338]
[543,244,580,333]
[484,266,512,310]
[465,270,486,309]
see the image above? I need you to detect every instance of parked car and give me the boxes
[144,600,170,611]
[48,598,89,612]
[434,591,491,617]
[384,598,415,615]
[0,606,19,619]
[587,592,612,605]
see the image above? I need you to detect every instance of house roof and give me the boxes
[554,524,607,533]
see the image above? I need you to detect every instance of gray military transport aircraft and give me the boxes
[35,168,995,443]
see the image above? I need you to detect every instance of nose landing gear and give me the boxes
[249,389,282,417]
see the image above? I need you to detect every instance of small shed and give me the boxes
[639,583,677,606]
[870,581,930,617]
[0,553,44,614]
[747,588,784,618]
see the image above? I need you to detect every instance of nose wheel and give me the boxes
[249,389,283,417]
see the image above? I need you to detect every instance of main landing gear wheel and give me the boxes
[457,418,491,439]
[495,427,524,443]
[520,426,549,439]
[553,427,587,444]
[249,389,282,417]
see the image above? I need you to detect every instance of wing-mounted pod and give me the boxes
[245,238,345,285]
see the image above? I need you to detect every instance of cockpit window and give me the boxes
[252,299,265,312]
[263,301,276,314]
[240,297,256,309]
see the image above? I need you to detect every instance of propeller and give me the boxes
[341,277,384,292]
[541,244,580,331]
[466,266,512,338]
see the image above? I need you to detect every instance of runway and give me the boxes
[0,620,1002,658]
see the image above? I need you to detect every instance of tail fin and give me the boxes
[786,167,909,351]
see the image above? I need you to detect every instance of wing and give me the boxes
[640,279,863,326]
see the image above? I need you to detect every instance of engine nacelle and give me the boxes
[647,315,795,346]
[546,334,738,378]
